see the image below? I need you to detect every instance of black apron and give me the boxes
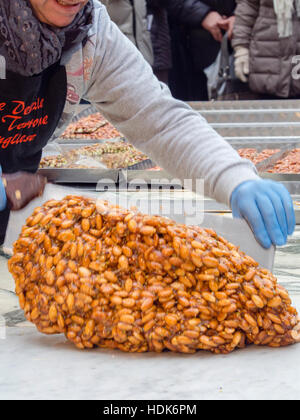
[0,62,67,244]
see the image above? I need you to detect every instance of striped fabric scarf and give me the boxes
[273,0,300,38]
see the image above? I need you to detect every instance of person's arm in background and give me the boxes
[161,0,211,27]
[161,0,226,42]
[231,0,259,82]
[200,0,236,17]
[199,0,237,39]
[84,5,295,248]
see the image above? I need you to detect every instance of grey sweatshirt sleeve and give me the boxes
[84,5,259,207]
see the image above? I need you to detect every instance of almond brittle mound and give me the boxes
[8,197,300,354]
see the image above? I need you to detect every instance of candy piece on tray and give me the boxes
[2,172,47,211]
[238,149,280,165]
[267,149,300,174]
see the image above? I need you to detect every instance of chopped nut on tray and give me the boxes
[61,113,122,140]
[39,141,150,169]
[8,196,300,354]
[100,151,149,169]
[267,149,300,174]
[39,155,69,169]
[238,149,280,165]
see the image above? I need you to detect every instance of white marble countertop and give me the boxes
[1,221,300,400]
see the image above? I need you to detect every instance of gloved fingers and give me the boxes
[271,182,296,235]
[0,168,7,211]
[265,188,288,242]
[240,68,248,83]
[240,202,272,249]
[235,60,248,83]
[231,197,242,218]
[256,193,286,246]
[234,62,243,82]
[243,56,250,76]
[0,181,6,209]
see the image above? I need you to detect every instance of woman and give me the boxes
[146,0,172,84]
[0,0,295,249]
[101,0,153,65]
[164,0,237,100]
[146,0,236,87]
[233,0,300,98]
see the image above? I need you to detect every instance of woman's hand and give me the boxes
[219,15,236,40]
[201,11,226,42]
[2,172,47,211]
[231,180,296,249]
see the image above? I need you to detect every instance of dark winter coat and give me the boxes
[166,0,236,27]
[166,0,237,71]
[166,0,237,100]
[147,0,172,71]
[147,0,236,72]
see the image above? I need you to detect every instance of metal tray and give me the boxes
[225,136,300,147]
[42,141,129,156]
[256,147,300,178]
[294,198,300,224]
[56,137,125,144]
[189,100,300,111]
[202,109,300,124]
[118,169,182,189]
[39,143,156,183]
[126,159,156,170]
[259,174,300,197]
[38,168,119,183]
[212,123,300,138]
[71,104,99,122]
[255,149,291,172]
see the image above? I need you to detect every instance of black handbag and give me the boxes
[206,33,253,100]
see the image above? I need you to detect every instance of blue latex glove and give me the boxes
[231,180,296,249]
[0,167,7,211]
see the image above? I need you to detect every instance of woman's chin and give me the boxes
[48,16,76,27]
[41,12,77,27]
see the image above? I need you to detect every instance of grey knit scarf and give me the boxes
[273,0,300,38]
[0,0,94,76]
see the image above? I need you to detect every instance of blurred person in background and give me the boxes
[232,0,300,98]
[101,0,154,65]
[147,0,235,83]
[147,0,172,84]
[164,0,236,100]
